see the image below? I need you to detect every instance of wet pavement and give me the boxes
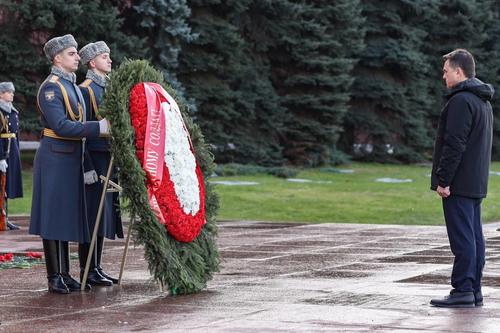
[2,217,500,332]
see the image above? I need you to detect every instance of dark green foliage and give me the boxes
[341,0,437,163]
[178,0,286,166]
[262,0,364,166]
[130,0,195,95]
[483,1,500,159]
[0,1,146,132]
[428,0,500,159]
[101,59,219,294]
[3,0,500,164]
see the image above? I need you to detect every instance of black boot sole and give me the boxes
[98,270,119,284]
[431,303,475,308]
[48,286,70,294]
[86,279,113,287]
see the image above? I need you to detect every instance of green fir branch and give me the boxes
[100,59,219,295]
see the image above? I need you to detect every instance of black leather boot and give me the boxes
[474,290,483,307]
[78,242,112,286]
[42,239,69,294]
[5,200,19,230]
[96,236,119,284]
[61,241,90,291]
[6,220,20,230]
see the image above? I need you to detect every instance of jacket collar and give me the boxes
[50,66,76,84]
[0,100,17,114]
[86,69,107,88]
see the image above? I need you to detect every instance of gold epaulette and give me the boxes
[37,75,83,122]
[42,128,81,141]
[0,133,16,139]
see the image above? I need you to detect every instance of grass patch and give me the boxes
[8,170,33,215]
[11,162,500,225]
[212,162,500,225]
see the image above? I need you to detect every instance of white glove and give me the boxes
[84,170,98,185]
[0,159,8,173]
[99,118,110,135]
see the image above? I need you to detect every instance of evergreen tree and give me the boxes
[482,0,500,159]
[262,0,364,166]
[342,0,438,163]
[131,0,195,96]
[0,0,146,132]
[426,0,499,159]
[178,0,285,166]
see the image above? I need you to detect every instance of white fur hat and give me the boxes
[43,34,78,61]
[79,41,110,65]
[0,82,15,93]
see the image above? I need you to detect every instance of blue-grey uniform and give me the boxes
[0,101,23,198]
[29,68,101,243]
[80,73,123,240]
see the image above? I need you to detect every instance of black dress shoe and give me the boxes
[6,220,20,230]
[62,273,91,291]
[97,267,119,284]
[452,289,483,307]
[474,291,483,307]
[47,274,70,294]
[430,291,475,308]
[82,269,113,286]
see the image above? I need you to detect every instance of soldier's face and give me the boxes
[92,53,112,74]
[55,47,80,72]
[0,91,14,103]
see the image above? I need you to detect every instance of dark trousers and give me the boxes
[442,195,485,293]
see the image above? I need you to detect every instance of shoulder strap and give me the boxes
[54,80,83,122]
[80,80,101,120]
[37,75,83,122]
[80,79,92,88]
[0,113,6,133]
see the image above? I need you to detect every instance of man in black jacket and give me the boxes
[430,49,494,308]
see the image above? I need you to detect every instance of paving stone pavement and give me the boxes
[1,217,500,332]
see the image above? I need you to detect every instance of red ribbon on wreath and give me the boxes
[129,83,206,242]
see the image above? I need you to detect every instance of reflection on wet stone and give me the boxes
[3,219,500,332]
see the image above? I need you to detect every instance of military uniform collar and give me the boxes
[86,70,107,88]
[50,66,77,84]
[0,100,13,114]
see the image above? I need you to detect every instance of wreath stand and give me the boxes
[80,156,132,290]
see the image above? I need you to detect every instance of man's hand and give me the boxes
[437,185,451,198]
[0,159,8,173]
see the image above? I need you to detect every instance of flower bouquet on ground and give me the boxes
[100,59,219,295]
[0,252,44,270]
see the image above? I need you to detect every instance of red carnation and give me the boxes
[26,252,43,259]
[129,83,206,242]
[0,253,14,262]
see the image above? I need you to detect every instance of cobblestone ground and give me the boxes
[1,217,500,332]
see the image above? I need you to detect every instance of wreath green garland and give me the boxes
[100,59,219,295]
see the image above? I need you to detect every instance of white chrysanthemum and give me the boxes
[162,102,200,215]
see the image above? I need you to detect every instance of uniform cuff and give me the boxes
[83,121,101,138]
